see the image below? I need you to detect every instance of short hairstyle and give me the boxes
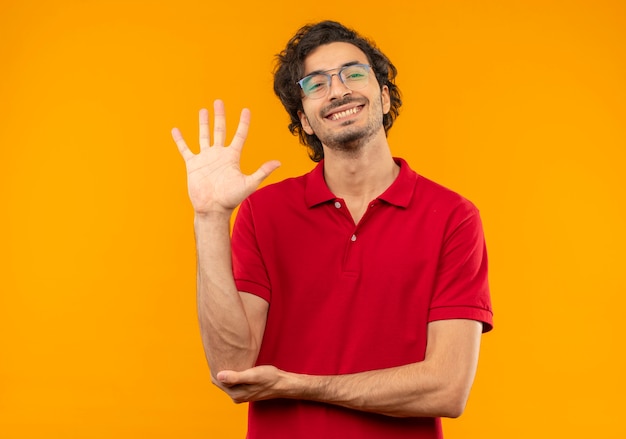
[273,20,402,162]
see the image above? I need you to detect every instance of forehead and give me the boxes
[303,42,369,74]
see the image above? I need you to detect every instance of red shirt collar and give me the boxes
[304,157,418,208]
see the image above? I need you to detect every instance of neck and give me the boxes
[322,135,399,202]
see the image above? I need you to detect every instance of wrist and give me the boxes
[194,209,233,223]
[283,372,327,402]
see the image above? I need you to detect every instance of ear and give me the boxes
[298,110,314,135]
[381,85,391,114]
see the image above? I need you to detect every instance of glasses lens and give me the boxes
[301,74,329,98]
[298,64,371,99]
[341,65,370,89]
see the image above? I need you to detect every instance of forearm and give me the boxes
[295,322,480,417]
[194,212,260,375]
[292,361,471,418]
[217,320,482,418]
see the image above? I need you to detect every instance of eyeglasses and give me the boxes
[297,63,372,99]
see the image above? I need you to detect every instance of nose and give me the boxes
[328,73,352,100]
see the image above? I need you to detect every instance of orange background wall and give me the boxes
[1,1,625,438]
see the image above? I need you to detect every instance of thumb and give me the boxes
[216,370,240,387]
[216,370,237,385]
[248,160,281,187]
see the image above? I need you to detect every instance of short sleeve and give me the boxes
[428,203,493,332]
[231,198,271,302]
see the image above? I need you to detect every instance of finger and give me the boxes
[171,127,194,161]
[199,108,210,150]
[216,370,240,386]
[230,107,251,151]
[248,160,281,187]
[213,99,226,146]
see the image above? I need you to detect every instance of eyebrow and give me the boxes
[303,60,362,77]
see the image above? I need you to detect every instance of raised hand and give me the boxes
[172,100,281,215]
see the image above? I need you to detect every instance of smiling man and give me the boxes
[173,20,493,439]
[298,44,387,156]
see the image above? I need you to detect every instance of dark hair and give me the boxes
[273,21,402,162]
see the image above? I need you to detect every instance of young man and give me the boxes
[173,21,493,439]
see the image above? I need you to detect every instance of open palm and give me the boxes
[172,100,281,214]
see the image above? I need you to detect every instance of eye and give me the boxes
[343,66,368,81]
[302,75,328,94]
[346,72,365,79]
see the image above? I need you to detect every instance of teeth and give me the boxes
[330,106,360,121]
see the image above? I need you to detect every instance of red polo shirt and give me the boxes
[231,158,493,439]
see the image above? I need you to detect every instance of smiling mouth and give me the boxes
[327,105,363,121]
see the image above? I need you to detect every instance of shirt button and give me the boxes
[351,234,357,242]
[334,201,342,209]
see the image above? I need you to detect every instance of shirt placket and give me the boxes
[332,199,379,275]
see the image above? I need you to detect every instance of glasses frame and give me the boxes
[296,63,372,99]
